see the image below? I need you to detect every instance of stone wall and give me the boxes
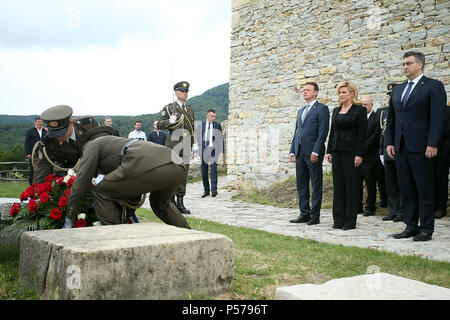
[228,0,449,189]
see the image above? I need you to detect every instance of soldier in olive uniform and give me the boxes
[63,136,190,229]
[157,81,197,215]
[35,105,115,183]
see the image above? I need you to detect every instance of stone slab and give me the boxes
[275,273,450,300]
[19,222,234,300]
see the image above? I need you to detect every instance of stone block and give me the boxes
[19,223,234,300]
[275,273,450,300]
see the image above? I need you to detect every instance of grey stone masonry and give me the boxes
[19,223,234,300]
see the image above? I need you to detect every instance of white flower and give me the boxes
[92,221,102,227]
[63,175,71,183]
[77,213,86,220]
[68,169,76,177]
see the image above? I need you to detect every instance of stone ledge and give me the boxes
[275,273,450,300]
[19,222,234,300]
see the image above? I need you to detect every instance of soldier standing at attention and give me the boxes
[35,105,115,183]
[157,81,197,215]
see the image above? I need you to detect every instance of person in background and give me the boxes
[147,121,166,146]
[325,81,367,230]
[104,117,120,137]
[128,120,146,140]
[24,116,47,185]
[434,103,450,219]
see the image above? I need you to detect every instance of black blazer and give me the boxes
[326,104,367,157]
[364,111,380,162]
[25,127,47,156]
[147,130,166,146]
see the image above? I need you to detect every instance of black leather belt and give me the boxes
[119,139,139,160]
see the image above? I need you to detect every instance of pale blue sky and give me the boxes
[0,0,232,115]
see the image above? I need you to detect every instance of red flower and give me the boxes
[74,219,87,228]
[65,188,71,197]
[20,192,28,202]
[25,186,35,199]
[67,176,76,187]
[58,196,68,208]
[37,182,52,194]
[28,199,38,213]
[10,203,21,217]
[39,192,50,203]
[49,208,62,220]
[44,174,56,183]
[56,177,64,185]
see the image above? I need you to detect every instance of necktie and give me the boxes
[206,123,212,146]
[401,82,414,109]
[301,104,309,124]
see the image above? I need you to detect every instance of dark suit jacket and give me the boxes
[363,111,380,162]
[147,130,166,146]
[326,104,367,157]
[385,75,447,152]
[196,121,223,159]
[25,126,47,156]
[290,101,330,157]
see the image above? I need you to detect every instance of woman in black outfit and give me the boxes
[325,81,367,230]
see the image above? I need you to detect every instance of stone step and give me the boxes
[275,273,450,300]
[19,222,234,300]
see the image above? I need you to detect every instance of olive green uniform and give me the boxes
[33,116,115,183]
[157,101,195,196]
[66,136,190,229]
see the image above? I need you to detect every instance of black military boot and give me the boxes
[170,195,176,205]
[176,195,190,215]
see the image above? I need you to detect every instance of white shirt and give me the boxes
[35,126,43,138]
[367,110,373,120]
[128,130,146,140]
[176,100,186,110]
[204,121,214,146]
[401,74,423,101]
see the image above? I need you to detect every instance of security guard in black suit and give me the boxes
[34,105,115,183]
[157,81,196,214]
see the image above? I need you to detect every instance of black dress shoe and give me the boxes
[382,216,394,221]
[393,229,418,239]
[332,224,343,229]
[377,202,387,208]
[363,211,375,217]
[393,215,403,222]
[289,216,310,223]
[435,208,447,219]
[343,225,356,230]
[212,191,217,197]
[307,218,320,225]
[201,192,210,198]
[413,232,432,242]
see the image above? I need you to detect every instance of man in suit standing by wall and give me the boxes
[147,121,166,146]
[24,117,47,185]
[197,109,223,198]
[289,82,330,225]
[360,95,381,216]
[386,51,447,241]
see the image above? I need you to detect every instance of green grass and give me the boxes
[0,181,28,198]
[1,208,448,300]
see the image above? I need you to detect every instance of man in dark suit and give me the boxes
[104,117,120,136]
[196,109,223,198]
[24,117,47,185]
[360,95,381,216]
[434,104,450,219]
[289,82,330,225]
[386,51,447,241]
[147,121,166,146]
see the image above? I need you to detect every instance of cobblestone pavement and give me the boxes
[143,179,450,263]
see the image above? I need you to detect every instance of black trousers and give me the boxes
[361,161,378,212]
[435,151,449,212]
[384,160,404,218]
[332,151,362,228]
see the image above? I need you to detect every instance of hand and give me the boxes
[192,143,198,153]
[310,153,319,164]
[325,153,332,163]
[354,156,363,167]
[169,115,177,124]
[289,154,296,163]
[386,145,395,160]
[425,146,438,159]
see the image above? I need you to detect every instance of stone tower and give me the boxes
[227,0,449,189]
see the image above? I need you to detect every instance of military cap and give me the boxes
[174,81,189,92]
[387,83,399,95]
[41,105,73,138]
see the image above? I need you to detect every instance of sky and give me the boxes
[0,0,232,116]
